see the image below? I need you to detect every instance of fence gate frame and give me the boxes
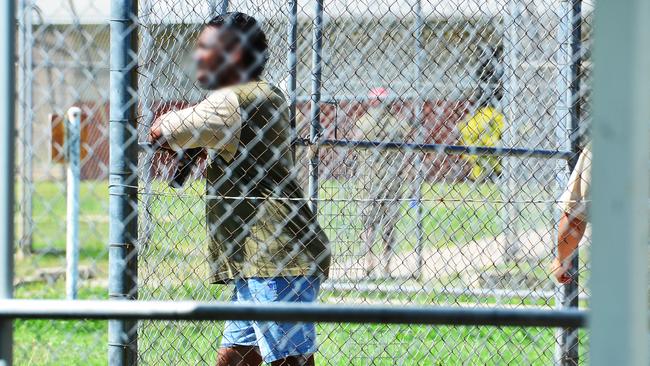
[108,0,139,364]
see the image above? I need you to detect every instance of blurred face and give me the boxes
[194,26,242,89]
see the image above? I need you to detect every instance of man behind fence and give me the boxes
[148,12,331,366]
[356,88,411,277]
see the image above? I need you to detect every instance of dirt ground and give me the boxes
[329,227,591,288]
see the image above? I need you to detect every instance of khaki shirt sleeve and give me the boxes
[559,145,591,221]
[158,88,241,162]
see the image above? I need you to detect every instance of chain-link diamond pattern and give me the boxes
[14,0,592,365]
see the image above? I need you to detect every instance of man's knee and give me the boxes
[217,345,262,366]
[270,354,315,366]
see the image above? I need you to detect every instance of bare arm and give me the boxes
[552,147,590,283]
[552,212,587,283]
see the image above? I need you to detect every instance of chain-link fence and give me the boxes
[12,0,592,365]
[13,1,110,364]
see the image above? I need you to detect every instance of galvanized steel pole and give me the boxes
[18,0,33,256]
[0,0,16,364]
[139,0,154,249]
[287,0,298,160]
[308,0,324,214]
[412,0,426,280]
[500,0,524,264]
[563,1,582,364]
[220,0,229,15]
[555,1,583,365]
[109,1,139,365]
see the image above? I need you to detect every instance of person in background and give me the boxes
[459,45,505,181]
[552,145,591,283]
[148,12,330,366]
[458,102,505,181]
[355,87,411,277]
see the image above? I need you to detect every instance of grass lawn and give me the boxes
[16,313,587,365]
[12,179,579,365]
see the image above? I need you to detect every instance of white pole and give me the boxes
[65,107,81,300]
[591,0,649,365]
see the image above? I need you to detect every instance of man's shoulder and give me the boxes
[225,80,285,104]
[204,86,239,105]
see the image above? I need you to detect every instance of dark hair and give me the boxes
[475,45,504,106]
[207,12,269,80]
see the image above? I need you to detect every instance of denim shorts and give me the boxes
[220,276,321,363]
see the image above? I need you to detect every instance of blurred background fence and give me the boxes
[13,0,592,365]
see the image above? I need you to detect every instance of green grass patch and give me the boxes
[15,314,587,365]
[12,179,574,365]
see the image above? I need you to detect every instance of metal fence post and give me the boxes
[66,107,81,300]
[0,1,16,365]
[18,0,33,256]
[500,0,524,264]
[554,1,583,364]
[308,0,324,214]
[412,0,426,280]
[591,0,649,365]
[140,0,155,249]
[109,1,139,365]
[287,0,298,160]
[208,0,228,15]
[555,1,583,365]
[209,0,217,15]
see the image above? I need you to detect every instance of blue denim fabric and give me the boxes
[220,276,321,363]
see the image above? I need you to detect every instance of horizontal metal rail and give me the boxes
[296,92,457,104]
[294,138,573,159]
[322,281,590,302]
[139,140,572,160]
[0,300,587,328]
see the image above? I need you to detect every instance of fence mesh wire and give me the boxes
[14,0,592,365]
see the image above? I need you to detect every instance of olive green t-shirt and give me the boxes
[158,81,331,283]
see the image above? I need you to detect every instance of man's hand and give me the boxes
[551,257,572,284]
[552,212,586,285]
[148,116,170,150]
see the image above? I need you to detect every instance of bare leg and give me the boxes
[271,354,315,366]
[217,346,263,366]
[382,216,397,277]
[381,190,402,277]
[361,227,374,274]
[361,201,381,276]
